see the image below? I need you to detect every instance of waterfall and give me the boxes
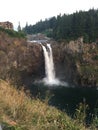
[41,43,60,85]
[0,125,2,130]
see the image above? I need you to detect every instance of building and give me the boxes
[0,21,13,30]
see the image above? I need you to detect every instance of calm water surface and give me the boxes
[29,83,98,123]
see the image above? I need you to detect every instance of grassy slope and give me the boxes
[0,30,97,129]
[0,79,94,130]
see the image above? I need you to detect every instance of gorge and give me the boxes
[0,32,98,88]
[27,39,98,121]
[0,32,98,125]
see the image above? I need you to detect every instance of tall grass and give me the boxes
[0,79,97,130]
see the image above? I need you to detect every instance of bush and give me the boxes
[0,27,26,38]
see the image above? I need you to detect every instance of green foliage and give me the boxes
[0,27,26,38]
[91,108,98,129]
[1,122,21,130]
[81,65,97,74]
[74,100,88,124]
[42,29,53,37]
[23,9,98,42]
[22,17,56,35]
[92,55,98,60]
[83,33,89,43]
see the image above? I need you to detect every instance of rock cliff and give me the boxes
[0,32,44,86]
[52,38,98,87]
[0,32,98,87]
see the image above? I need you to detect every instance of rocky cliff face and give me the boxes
[0,33,44,86]
[52,38,98,87]
[0,33,98,87]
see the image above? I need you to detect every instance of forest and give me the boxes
[23,9,98,42]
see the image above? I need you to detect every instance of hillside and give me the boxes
[23,9,98,42]
[0,79,97,130]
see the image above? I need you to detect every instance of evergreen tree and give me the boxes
[17,22,21,32]
[22,9,98,42]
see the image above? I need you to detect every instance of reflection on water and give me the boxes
[29,83,98,123]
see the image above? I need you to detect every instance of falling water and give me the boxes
[0,125,2,130]
[41,43,60,85]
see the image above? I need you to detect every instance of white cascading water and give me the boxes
[41,43,60,85]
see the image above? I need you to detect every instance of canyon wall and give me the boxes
[0,33,44,86]
[52,38,98,87]
[0,33,98,87]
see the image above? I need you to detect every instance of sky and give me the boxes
[0,0,98,29]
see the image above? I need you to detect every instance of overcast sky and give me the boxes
[0,0,98,29]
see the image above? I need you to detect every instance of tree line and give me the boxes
[23,9,98,42]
